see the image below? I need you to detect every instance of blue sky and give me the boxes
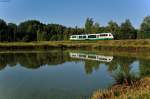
[0,0,150,28]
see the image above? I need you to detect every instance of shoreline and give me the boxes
[0,39,150,51]
[91,77,150,99]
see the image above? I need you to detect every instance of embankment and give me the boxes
[0,39,150,51]
[91,77,150,99]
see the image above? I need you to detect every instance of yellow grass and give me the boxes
[91,77,150,99]
[0,39,150,48]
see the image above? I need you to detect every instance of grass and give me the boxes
[0,39,150,50]
[91,77,150,99]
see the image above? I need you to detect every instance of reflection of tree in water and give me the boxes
[139,59,150,77]
[0,51,70,70]
[1,50,149,79]
[0,53,17,70]
[84,60,100,74]
[108,56,135,72]
[0,51,105,75]
[107,56,119,72]
[108,56,139,84]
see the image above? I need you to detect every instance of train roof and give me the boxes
[70,33,113,36]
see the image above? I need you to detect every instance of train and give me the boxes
[70,52,113,62]
[70,33,114,40]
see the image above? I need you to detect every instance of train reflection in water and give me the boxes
[70,52,113,62]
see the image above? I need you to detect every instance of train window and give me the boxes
[72,55,76,57]
[88,55,96,59]
[79,36,83,38]
[83,36,86,38]
[79,55,86,58]
[88,35,96,38]
[72,36,76,38]
[100,34,107,36]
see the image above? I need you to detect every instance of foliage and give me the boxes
[0,19,8,41]
[85,18,94,33]
[0,16,150,42]
[107,20,119,39]
[119,19,136,39]
[138,16,150,39]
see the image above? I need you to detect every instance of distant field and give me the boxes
[0,39,150,51]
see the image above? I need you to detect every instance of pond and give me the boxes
[0,50,149,99]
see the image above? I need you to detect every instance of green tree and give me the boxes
[85,18,94,33]
[7,23,17,41]
[17,20,43,41]
[99,26,109,33]
[139,16,150,39]
[120,19,136,39]
[0,19,7,42]
[92,22,100,33]
[46,24,66,41]
[37,30,47,41]
[108,20,119,33]
[107,20,119,39]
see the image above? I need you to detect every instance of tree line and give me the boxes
[0,16,150,42]
[0,51,149,76]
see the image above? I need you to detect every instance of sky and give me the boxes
[0,0,150,28]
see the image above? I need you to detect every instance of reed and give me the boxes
[91,77,150,99]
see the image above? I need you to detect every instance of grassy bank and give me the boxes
[91,77,150,99]
[0,39,150,51]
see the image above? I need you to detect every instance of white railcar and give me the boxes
[70,33,114,40]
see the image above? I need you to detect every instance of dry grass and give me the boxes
[91,77,150,99]
[0,39,150,51]
[0,39,150,47]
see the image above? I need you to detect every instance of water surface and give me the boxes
[0,50,149,99]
